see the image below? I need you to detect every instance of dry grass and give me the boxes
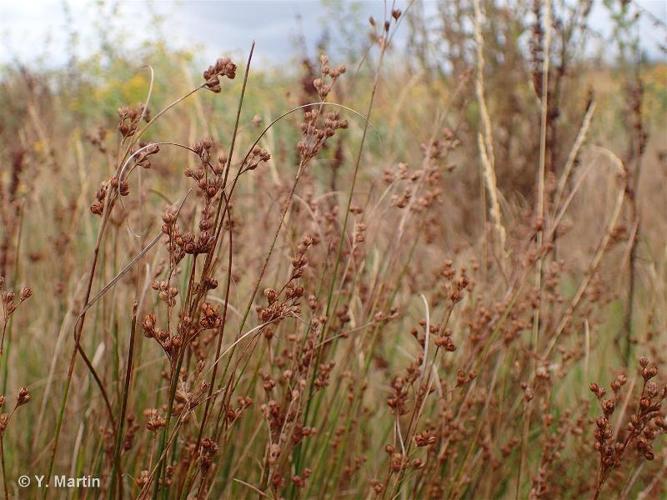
[1,1,667,498]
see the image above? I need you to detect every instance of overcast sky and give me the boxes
[1,0,665,67]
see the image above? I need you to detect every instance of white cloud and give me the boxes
[1,0,664,67]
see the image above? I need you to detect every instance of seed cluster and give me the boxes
[202,57,237,92]
[590,359,667,497]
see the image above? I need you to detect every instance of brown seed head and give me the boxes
[16,387,30,407]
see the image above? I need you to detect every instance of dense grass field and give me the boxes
[1,0,667,498]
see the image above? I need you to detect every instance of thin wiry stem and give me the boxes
[193,42,256,459]
[110,303,138,499]
[1,436,8,500]
[518,1,552,496]
[45,78,207,499]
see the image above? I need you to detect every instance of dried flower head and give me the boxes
[203,57,237,92]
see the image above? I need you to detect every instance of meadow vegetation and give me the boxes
[0,0,666,498]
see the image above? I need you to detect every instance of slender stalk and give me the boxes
[110,303,139,499]
[0,436,8,500]
[45,79,205,499]
[517,1,551,496]
[44,210,113,497]
[194,42,255,456]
